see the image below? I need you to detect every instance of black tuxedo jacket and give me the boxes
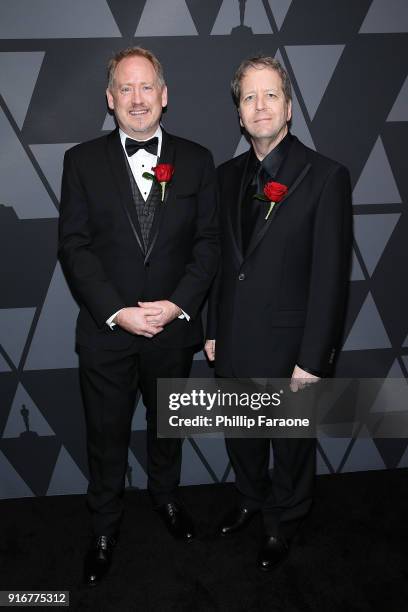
[207,135,352,378]
[59,128,219,351]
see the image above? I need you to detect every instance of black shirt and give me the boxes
[241,132,293,254]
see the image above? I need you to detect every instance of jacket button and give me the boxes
[238,273,245,281]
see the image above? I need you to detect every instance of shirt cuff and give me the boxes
[106,309,124,329]
[296,364,323,378]
[178,309,190,322]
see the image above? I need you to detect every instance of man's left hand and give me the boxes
[290,365,320,392]
[138,300,182,327]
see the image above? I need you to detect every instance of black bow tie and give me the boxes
[125,136,158,157]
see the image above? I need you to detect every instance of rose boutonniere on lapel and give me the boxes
[254,181,288,220]
[143,163,175,202]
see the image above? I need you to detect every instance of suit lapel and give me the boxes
[227,150,252,266]
[144,129,176,263]
[106,129,144,254]
[244,138,311,260]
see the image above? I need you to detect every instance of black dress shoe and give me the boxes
[156,502,194,542]
[83,535,116,587]
[219,506,258,536]
[257,535,288,571]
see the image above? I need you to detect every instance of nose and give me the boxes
[131,87,142,105]
[255,95,265,112]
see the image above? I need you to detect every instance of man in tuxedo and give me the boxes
[59,46,218,586]
[205,55,352,570]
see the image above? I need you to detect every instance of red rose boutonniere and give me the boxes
[142,163,175,201]
[253,181,288,220]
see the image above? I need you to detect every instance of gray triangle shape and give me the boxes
[316,449,331,475]
[387,75,408,122]
[3,383,55,437]
[24,263,79,370]
[275,50,316,150]
[370,360,408,414]
[0,52,45,129]
[350,249,365,281]
[342,293,392,351]
[180,439,215,485]
[0,307,36,367]
[0,0,121,38]
[131,395,146,431]
[190,437,230,481]
[0,353,11,372]
[47,446,88,495]
[233,134,250,158]
[0,450,34,499]
[224,464,235,482]
[268,0,292,30]
[290,87,316,150]
[285,45,345,120]
[0,108,57,219]
[359,0,408,34]
[319,438,353,473]
[126,449,147,489]
[398,444,408,468]
[102,112,116,131]
[30,143,77,200]
[387,358,405,377]
[353,137,402,205]
[211,0,273,34]
[135,0,198,36]
[341,430,386,472]
[353,213,400,276]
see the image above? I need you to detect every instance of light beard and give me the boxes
[119,117,160,139]
[250,124,288,158]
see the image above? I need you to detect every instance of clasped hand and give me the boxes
[115,300,182,338]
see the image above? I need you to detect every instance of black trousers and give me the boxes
[225,435,316,540]
[78,342,194,536]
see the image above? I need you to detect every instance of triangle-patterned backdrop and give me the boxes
[0,0,407,498]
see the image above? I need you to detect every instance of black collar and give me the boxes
[253,131,293,181]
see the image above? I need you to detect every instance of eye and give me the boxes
[266,92,276,98]
[143,85,153,91]
[120,86,131,94]
[243,94,255,103]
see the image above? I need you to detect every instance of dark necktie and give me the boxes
[254,163,269,194]
[125,136,158,157]
[242,162,261,253]
[242,162,273,254]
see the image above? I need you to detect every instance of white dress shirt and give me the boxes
[106,126,189,328]
[119,126,162,201]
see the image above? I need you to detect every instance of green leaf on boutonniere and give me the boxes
[253,193,269,201]
[142,171,154,180]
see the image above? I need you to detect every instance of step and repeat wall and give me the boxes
[0,0,407,498]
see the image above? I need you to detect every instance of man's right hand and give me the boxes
[115,307,164,338]
[204,339,216,361]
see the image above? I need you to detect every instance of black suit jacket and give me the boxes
[207,136,352,378]
[59,128,219,351]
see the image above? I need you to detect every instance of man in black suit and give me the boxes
[59,46,218,586]
[205,55,352,570]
